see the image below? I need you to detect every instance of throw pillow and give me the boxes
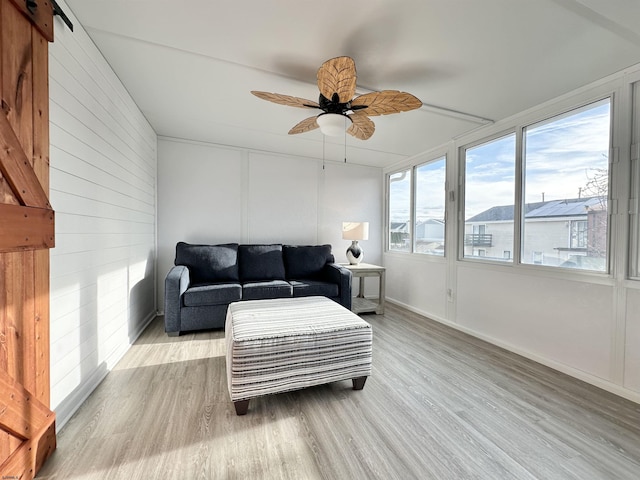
[283,244,332,279]
[175,242,239,283]
[238,244,285,281]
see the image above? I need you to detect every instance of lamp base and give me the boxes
[346,240,363,265]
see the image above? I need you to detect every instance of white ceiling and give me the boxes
[63,0,640,168]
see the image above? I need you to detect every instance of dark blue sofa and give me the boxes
[164,242,352,336]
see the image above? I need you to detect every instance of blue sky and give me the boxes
[465,99,610,218]
[522,100,610,204]
[415,157,446,220]
[390,99,611,222]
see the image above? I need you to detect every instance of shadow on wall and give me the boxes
[128,250,157,344]
[52,246,157,429]
[156,241,177,314]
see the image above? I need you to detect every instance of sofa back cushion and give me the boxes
[283,244,333,279]
[239,244,285,281]
[175,242,239,284]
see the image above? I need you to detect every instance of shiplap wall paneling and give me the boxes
[48,1,157,430]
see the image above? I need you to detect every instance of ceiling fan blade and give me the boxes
[351,90,422,116]
[317,56,357,103]
[288,116,320,135]
[251,91,320,109]
[347,112,375,140]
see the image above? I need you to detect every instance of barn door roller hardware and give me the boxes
[24,0,74,32]
[51,0,73,31]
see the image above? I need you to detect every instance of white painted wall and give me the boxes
[625,288,640,392]
[384,67,640,404]
[49,2,157,429]
[456,265,614,378]
[157,137,383,307]
[385,253,449,320]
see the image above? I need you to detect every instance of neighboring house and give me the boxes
[415,218,445,254]
[390,222,409,249]
[465,197,607,268]
[390,219,445,254]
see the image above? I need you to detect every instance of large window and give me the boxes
[461,99,611,271]
[521,99,610,271]
[387,97,616,273]
[414,157,446,255]
[463,134,516,261]
[388,169,411,251]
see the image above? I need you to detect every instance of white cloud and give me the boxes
[390,101,611,224]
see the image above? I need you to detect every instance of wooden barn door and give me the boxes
[0,0,56,478]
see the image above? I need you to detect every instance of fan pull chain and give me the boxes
[322,135,326,170]
[344,116,347,163]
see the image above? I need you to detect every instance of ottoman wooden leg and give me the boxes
[352,376,367,390]
[234,399,250,415]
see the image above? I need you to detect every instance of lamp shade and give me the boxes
[317,113,351,136]
[342,222,369,241]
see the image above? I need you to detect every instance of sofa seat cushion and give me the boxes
[242,280,292,300]
[283,244,333,279]
[239,244,286,281]
[289,279,339,298]
[176,242,239,283]
[183,283,242,307]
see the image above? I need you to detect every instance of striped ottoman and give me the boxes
[225,296,372,415]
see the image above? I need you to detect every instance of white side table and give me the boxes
[340,263,386,314]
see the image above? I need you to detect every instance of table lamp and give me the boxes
[342,222,369,265]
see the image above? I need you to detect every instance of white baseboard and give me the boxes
[53,362,109,434]
[54,311,157,432]
[386,297,640,405]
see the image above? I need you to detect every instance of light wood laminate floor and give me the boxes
[37,304,640,479]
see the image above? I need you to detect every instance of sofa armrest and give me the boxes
[164,265,190,336]
[323,263,352,310]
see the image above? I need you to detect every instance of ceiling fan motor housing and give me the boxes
[319,93,367,115]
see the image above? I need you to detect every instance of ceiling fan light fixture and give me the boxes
[317,113,350,136]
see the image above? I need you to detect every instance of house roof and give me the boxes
[526,197,603,218]
[467,197,604,223]
[417,219,445,226]
[390,222,408,232]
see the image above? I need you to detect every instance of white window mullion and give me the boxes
[514,125,524,266]
[630,143,640,277]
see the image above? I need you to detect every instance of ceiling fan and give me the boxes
[251,56,422,140]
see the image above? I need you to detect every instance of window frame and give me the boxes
[458,96,614,274]
[519,97,613,274]
[413,155,447,257]
[570,220,588,249]
[385,154,448,256]
[458,130,517,264]
[386,168,413,253]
